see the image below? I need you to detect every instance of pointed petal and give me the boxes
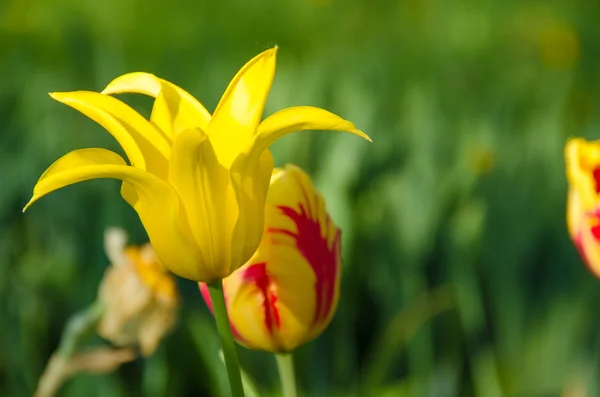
[149,83,210,138]
[208,47,278,167]
[102,72,211,134]
[102,72,163,97]
[23,148,127,211]
[248,106,371,163]
[50,91,170,179]
[168,128,237,280]
[24,148,204,281]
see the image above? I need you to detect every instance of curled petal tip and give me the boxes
[353,129,372,142]
[100,72,163,96]
[263,46,278,58]
[22,196,38,213]
[49,92,68,102]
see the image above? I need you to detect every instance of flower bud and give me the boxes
[565,138,600,277]
[200,165,341,352]
[98,228,178,356]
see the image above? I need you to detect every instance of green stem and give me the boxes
[208,281,245,397]
[35,301,105,397]
[59,301,105,357]
[275,353,297,397]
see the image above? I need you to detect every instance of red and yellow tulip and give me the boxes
[23,48,370,282]
[200,165,341,352]
[565,138,600,277]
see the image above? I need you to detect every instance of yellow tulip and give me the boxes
[200,165,342,352]
[23,48,371,282]
[565,138,600,277]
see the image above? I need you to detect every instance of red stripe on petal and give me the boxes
[270,204,340,325]
[593,167,600,193]
[592,225,600,241]
[241,263,281,332]
[585,209,600,243]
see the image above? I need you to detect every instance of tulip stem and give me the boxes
[208,280,245,397]
[275,353,297,397]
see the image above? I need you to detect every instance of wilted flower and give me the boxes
[565,138,600,277]
[23,47,370,282]
[201,165,341,352]
[98,228,178,356]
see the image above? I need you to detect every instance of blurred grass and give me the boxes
[2,0,600,396]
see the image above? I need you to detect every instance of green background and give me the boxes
[1,0,599,396]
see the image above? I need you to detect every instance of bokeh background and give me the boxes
[1,0,599,396]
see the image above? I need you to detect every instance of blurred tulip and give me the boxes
[565,138,600,277]
[201,165,341,352]
[98,228,178,356]
[23,47,370,282]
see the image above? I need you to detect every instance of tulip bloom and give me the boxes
[23,48,370,282]
[565,138,600,277]
[201,165,341,352]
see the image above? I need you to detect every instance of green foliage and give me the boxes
[1,0,600,395]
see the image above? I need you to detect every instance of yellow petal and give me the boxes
[24,148,127,212]
[168,128,236,280]
[102,72,211,134]
[566,139,600,209]
[225,245,317,352]
[248,106,371,164]
[208,47,278,167]
[229,149,274,273]
[102,72,163,97]
[262,165,341,340]
[50,91,170,179]
[23,148,204,281]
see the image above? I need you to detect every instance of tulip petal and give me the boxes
[24,148,204,281]
[208,47,278,167]
[248,106,371,164]
[24,148,127,211]
[265,166,341,330]
[229,149,274,273]
[50,91,170,179]
[224,260,287,352]
[168,128,236,280]
[102,72,212,136]
[565,138,600,209]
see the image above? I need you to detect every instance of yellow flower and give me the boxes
[23,48,370,281]
[565,138,600,277]
[200,165,341,352]
[98,228,178,356]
